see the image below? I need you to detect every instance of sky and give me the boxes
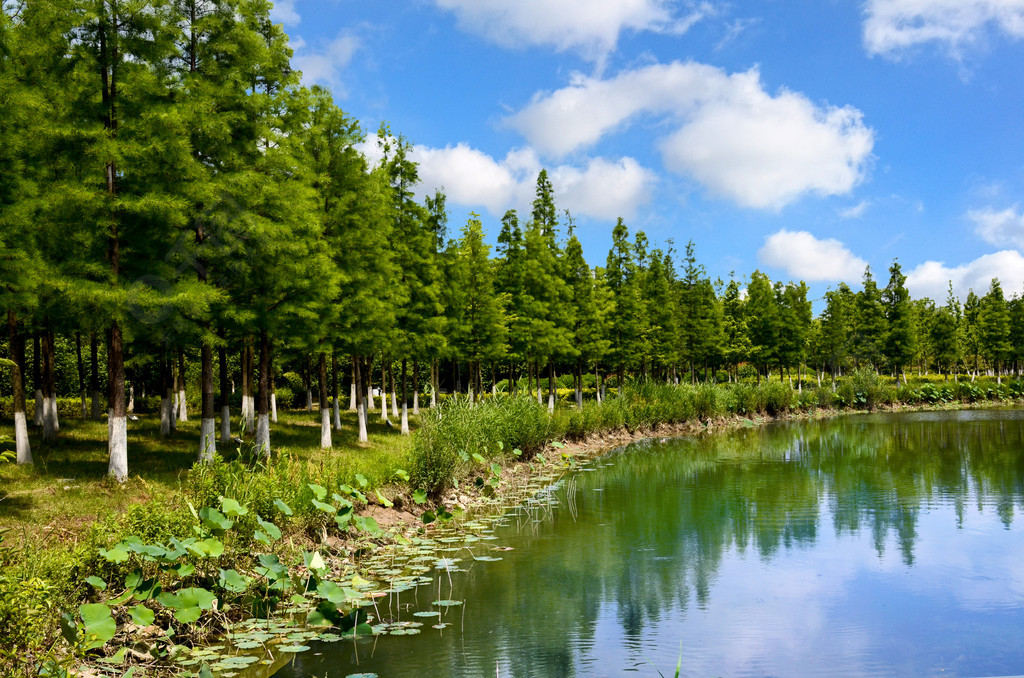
[276,0,1024,306]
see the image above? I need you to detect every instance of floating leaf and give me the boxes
[432,600,463,607]
[277,644,310,653]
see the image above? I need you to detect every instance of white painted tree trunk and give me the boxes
[367,384,375,411]
[270,393,278,423]
[401,402,409,435]
[548,391,555,413]
[178,389,187,421]
[220,405,231,445]
[349,382,357,411]
[50,395,60,433]
[305,389,313,412]
[468,387,474,406]
[34,389,43,426]
[160,396,171,437]
[333,397,341,430]
[127,386,134,414]
[391,389,398,415]
[381,387,389,421]
[536,386,542,405]
[42,397,57,442]
[255,413,270,458]
[413,391,420,415]
[199,417,216,462]
[492,383,497,397]
[358,402,368,442]
[244,395,255,433]
[108,412,128,482]
[14,412,31,465]
[320,408,332,448]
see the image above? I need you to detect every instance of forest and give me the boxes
[4,0,1024,484]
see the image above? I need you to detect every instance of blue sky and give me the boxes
[278,0,1024,305]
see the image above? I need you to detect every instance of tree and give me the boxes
[605,218,643,389]
[978,278,1011,382]
[745,271,779,380]
[721,277,751,381]
[853,267,886,370]
[882,260,916,380]
[931,283,961,379]
[819,283,855,379]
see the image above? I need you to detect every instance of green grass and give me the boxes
[0,408,417,542]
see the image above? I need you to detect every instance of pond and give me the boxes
[273,409,1024,677]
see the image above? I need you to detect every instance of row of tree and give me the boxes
[4,0,1024,481]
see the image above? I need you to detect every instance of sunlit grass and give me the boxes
[0,407,417,543]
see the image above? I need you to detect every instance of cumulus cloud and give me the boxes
[292,32,360,91]
[864,0,1024,56]
[906,250,1024,301]
[434,0,714,60]
[357,140,657,221]
[968,206,1024,250]
[758,230,869,282]
[506,62,874,210]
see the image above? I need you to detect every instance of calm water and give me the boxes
[275,409,1024,677]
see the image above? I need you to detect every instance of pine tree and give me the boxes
[605,218,642,389]
[745,271,779,380]
[820,283,855,379]
[882,260,916,380]
[721,277,751,381]
[931,283,961,379]
[979,278,1011,381]
[853,267,886,370]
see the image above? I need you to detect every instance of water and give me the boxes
[274,409,1024,677]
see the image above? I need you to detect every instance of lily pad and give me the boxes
[277,644,310,653]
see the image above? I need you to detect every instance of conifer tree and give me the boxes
[932,283,962,379]
[854,267,886,370]
[820,283,855,379]
[721,277,751,381]
[605,218,642,389]
[745,271,779,380]
[979,278,1011,382]
[882,260,916,380]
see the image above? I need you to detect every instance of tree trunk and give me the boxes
[319,351,331,449]
[75,333,88,418]
[40,328,58,440]
[536,361,543,405]
[332,351,341,430]
[254,330,271,458]
[381,357,390,421]
[242,339,254,433]
[90,332,102,420]
[390,361,398,415]
[7,311,32,465]
[354,355,367,443]
[401,358,409,435]
[349,358,357,411]
[160,356,172,438]
[199,341,216,462]
[177,350,188,421]
[107,321,128,482]
[33,333,42,427]
[218,332,231,445]
[547,361,556,413]
[430,359,438,407]
[413,357,420,415]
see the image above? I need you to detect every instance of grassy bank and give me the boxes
[2,371,1023,676]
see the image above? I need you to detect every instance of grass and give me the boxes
[0,407,417,544]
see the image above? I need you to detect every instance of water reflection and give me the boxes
[275,409,1024,678]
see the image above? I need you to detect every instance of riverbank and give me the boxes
[3,375,1023,677]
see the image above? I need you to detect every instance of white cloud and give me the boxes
[412,144,656,221]
[758,230,869,282]
[864,0,1024,56]
[292,32,360,91]
[906,250,1024,301]
[839,200,871,219]
[968,205,1024,250]
[506,62,874,210]
[434,0,714,60]
[271,0,300,26]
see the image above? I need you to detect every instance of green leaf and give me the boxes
[471,452,486,464]
[308,483,328,501]
[354,515,381,537]
[130,605,155,627]
[374,490,393,508]
[304,551,326,572]
[99,546,130,563]
[86,576,108,591]
[220,497,249,518]
[274,498,294,516]
[256,516,281,541]
[394,469,410,481]
[355,473,368,488]
[198,507,233,533]
[312,498,337,514]
[79,603,116,645]
[420,510,436,525]
[198,663,214,678]
[412,489,427,505]
[218,569,250,593]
